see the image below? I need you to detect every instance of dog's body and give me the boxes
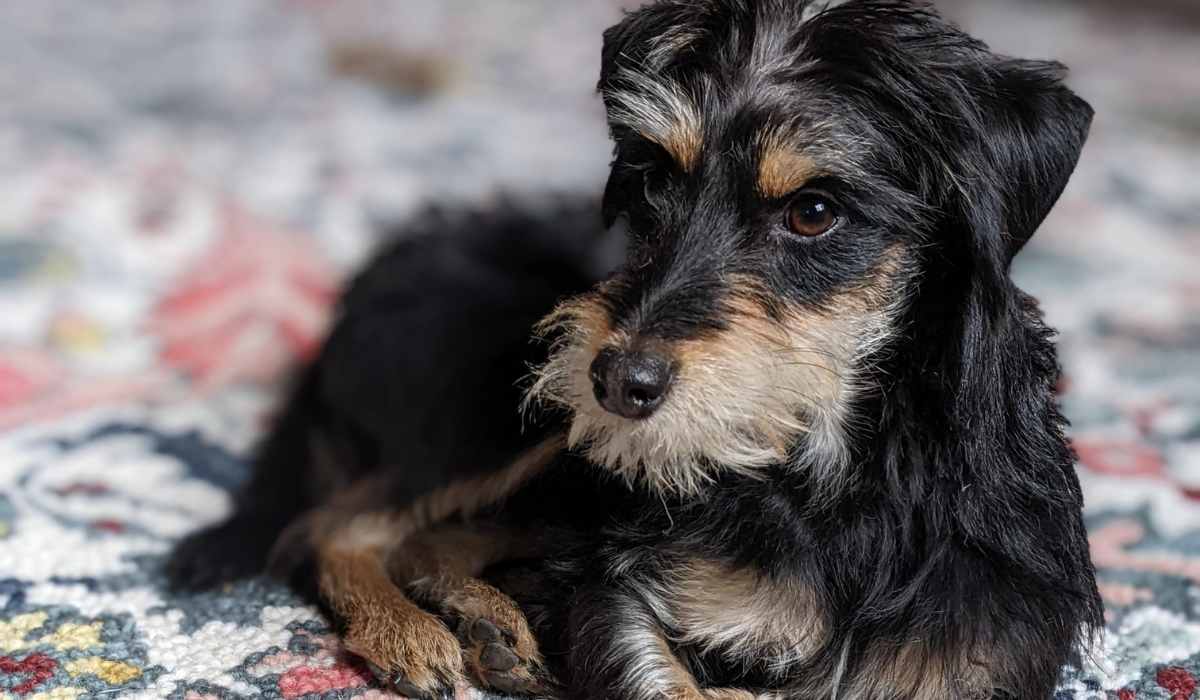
[171,2,1103,699]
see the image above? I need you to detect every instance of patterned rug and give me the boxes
[0,1,1198,699]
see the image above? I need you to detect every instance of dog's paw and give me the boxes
[343,604,463,700]
[459,617,546,695]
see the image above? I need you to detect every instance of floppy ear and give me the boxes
[598,1,695,95]
[964,60,1093,264]
[597,1,696,228]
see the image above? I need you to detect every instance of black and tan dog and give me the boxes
[170,2,1103,699]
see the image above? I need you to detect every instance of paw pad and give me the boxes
[479,643,520,671]
[462,618,538,694]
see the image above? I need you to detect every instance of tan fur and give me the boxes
[406,434,564,531]
[756,120,872,191]
[525,254,910,497]
[267,475,392,569]
[756,128,820,198]
[316,434,564,551]
[388,527,546,691]
[700,689,763,700]
[669,560,828,674]
[306,437,563,691]
[317,546,464,692]
[604,69,706,172]
[842,639,999,700]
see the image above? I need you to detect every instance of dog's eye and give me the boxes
[786,194,838,237]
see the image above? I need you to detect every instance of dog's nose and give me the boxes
[588,347,674,420]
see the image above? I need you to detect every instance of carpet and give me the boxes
[0,1,1197,699]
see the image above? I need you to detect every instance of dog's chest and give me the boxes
[663,561,827,671]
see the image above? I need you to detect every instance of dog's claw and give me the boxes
[365,664,435,700]
[391,672,427,700]
[387,670,453,700]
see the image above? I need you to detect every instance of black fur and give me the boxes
[172,2,1102,699]
[519,3,1099,699]
[168,200,622,588]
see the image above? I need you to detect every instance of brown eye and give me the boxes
[786,194,838,237]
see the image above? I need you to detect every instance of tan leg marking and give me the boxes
[389,527,548,694]
[318,546,462,697]
[308,436,564,696]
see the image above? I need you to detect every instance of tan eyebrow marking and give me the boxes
[605,70,704,173]
[756,127,819,198]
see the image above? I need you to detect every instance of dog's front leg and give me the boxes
[387,525,547,695]
[317,541,464,699]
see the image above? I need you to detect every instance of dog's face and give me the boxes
[528,0,1092,495]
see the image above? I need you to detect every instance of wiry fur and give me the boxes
[521,2,1104,699]
[170,2,1103,700]
[604,69,709,173]
[524,256,910,498]
[653,559,828,674]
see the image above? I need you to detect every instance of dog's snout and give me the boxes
[589,347,675,420]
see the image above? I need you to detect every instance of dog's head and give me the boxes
[527,0,1092,496]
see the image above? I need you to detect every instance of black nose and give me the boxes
[588,347,675,420]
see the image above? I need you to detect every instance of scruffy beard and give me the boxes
[523,274,902,497]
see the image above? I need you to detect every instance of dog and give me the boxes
[170,2,1104,699]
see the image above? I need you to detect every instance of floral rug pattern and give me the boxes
[0,0,1198,698]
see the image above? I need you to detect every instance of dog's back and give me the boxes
[168,199,622,590]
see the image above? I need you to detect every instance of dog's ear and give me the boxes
[958,59,1093,265]
[597,1,697,228]
[598,1,695,94]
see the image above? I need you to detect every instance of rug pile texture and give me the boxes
[0,1,1198,698]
